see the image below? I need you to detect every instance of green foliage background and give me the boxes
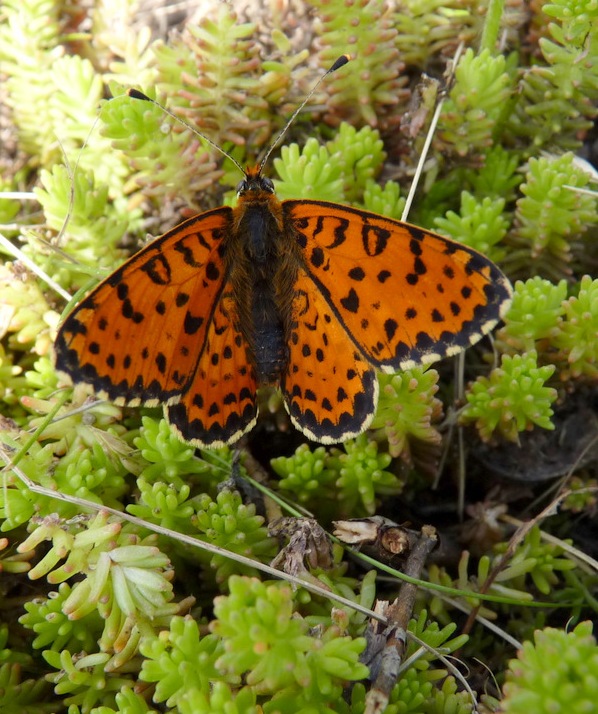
[0,0,597,712]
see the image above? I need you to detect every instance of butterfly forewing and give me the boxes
[284,200,512,373]
[281,271,378,443]
[55,208,233,406]
[166,289,258,447]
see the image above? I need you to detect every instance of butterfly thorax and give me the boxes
[229,171,300,385]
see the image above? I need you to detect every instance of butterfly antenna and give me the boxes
[127,89,246,175]
[258,54,350,172]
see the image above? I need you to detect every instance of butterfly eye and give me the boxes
[262,177,275,193]
[236,179,248,195]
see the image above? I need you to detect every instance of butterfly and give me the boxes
[54,57,512,449]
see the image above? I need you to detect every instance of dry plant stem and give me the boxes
[269,517,334,578]
[239,448,284,522]
[461,489,575,636]
[333,516,421,566]
[216,449,270,518]
[365,525,438,714]
[461,432,598,636]
[1,447,387,624]
[503,502,598,574]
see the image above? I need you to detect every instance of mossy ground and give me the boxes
[0,1,597,712]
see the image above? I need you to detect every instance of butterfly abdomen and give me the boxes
[251,289,288,384]
[231,184,296,385]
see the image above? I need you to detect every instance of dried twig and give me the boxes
[364,525,438,714]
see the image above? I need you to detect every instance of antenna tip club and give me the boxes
[330,55,351,73]
[128,88,151,102]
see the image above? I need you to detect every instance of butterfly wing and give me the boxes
[165,290,258,448]
[55,208,235,405]
[56,207,258,447]
[280,271,378,443]
[284,200,512,373]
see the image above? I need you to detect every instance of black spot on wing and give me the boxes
[349,267,365,281]
[184,311,204,335]
[340,288,360,313]
[141,254,171,285]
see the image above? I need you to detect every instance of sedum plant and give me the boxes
[370,367,443,462]
[501,621,598,714]
[0,662,54,714]
[507,0,598,152]
[436,48,514,158]
[496,275,598,381]
[552,275,598,380]
[274,123,386,203]
[0,0,597,712]
[495,276,568,355]
[506,153,598,280]
[307,0,408,127]
[272,434,403,518]
[460,351,558,442]
[138,577,369,713]
[434,190,509,261]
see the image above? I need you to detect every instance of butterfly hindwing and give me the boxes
[166,289,258,447]
[281,270,378,443]
[55,208,233,405]
[284,200,512,373]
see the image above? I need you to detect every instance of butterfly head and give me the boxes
[236,167,275,197]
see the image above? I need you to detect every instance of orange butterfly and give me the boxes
[55,57,512,448]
